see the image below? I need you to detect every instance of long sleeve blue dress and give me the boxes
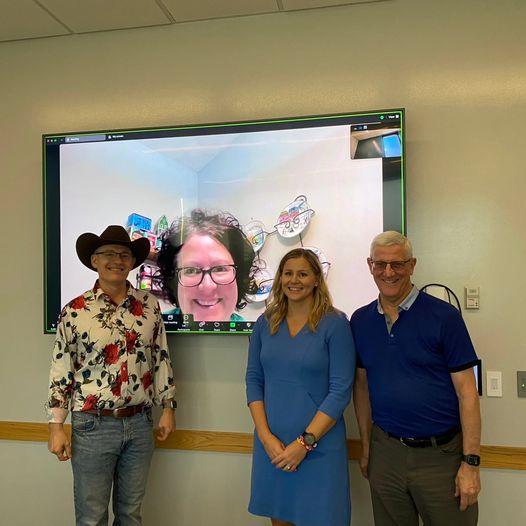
[246,311,356,526]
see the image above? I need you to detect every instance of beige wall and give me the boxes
[1,0,525,524]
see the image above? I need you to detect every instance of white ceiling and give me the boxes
[0,0,390,43]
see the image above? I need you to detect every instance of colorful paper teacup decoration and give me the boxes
[275,195,314,238]
[243,220,267,253]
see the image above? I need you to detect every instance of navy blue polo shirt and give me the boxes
[351,290,478,437]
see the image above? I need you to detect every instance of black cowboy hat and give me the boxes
[76,225,150,271]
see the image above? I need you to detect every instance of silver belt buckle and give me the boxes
[113,407,123,417]
[399,437,409,447]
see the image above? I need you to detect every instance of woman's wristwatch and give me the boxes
[297,432,318,451]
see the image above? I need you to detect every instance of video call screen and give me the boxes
[43,109,405,334]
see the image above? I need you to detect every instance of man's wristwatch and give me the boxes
[461,454,481,467]
[162,399,177,410]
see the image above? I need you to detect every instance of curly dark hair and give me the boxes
[157,209,258,311]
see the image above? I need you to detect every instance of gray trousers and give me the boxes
[368,424,478,526]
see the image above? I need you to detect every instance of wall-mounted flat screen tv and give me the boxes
[43,109,405,334]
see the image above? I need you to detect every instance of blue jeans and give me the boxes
[71,410,155,526]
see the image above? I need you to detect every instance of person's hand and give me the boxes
[259,432,286,461]
[271,439,308,472]
[359,442,370,479]
[359,452,369,479]
[48,424,71,461]
[455,462,481,511]
[156,409,176,441]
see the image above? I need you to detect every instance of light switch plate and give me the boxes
[465,286,480,310]
[486,371,502,397]
[517,371,526,398]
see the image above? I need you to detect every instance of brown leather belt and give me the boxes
[83,404,148,418]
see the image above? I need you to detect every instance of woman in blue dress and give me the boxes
[246,248,356,526]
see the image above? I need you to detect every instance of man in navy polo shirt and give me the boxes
[351,231,480,526]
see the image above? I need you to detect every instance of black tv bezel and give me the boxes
[43,108,406,334]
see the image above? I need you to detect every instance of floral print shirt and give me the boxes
[46,281,175,423]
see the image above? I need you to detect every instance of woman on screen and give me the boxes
[157,209,257,322]
[245,248,356,526]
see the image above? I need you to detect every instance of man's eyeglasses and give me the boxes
[176,265,237,287]
[370,259,411,271]
[94,251,133,262]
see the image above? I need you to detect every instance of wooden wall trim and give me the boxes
[1,421,524,470]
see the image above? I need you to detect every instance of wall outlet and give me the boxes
[517,371,526,398]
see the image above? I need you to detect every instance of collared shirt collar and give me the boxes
[92,279,134,305]
[376,284,419,314]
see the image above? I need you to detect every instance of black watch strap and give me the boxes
[461,454,480,466]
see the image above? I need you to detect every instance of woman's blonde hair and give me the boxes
[265,248,334,335]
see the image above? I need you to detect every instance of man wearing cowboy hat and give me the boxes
[46,225,176,525]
